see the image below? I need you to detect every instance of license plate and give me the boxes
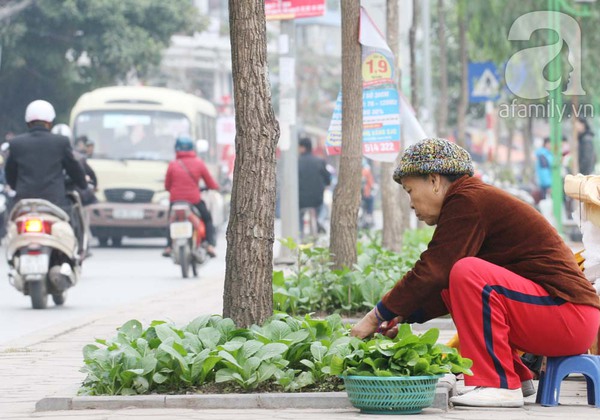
[20,254,49,275]
[113,209,145,219]
[170,222,193,239]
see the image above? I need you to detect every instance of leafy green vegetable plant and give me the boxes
[80,313,351,395]
[80,312,469,396]
[273,228,434,315]
[330,324,473,378]
[215,339,288,390]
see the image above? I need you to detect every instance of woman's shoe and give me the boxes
[458,381,535,397]
[450,387,524,407]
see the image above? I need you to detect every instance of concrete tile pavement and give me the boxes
[21,392,600,420]
[0,271,225,420]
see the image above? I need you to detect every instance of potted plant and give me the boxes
[329,324,473,414]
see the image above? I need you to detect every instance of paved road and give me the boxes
[0,236,226,346]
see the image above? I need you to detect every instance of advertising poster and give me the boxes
[326,7,401,162]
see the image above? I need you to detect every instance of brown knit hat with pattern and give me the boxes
[393,138,474,183]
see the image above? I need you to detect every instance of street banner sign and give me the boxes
[399,93,427,147]
[326,7,401,162]
[216,115,236,145]
[468,61,501,103]
[265,0,326,21]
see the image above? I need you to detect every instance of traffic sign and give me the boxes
[468,62,501,103]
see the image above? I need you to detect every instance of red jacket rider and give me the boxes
[163,137,220,257]
[165,150,219,204]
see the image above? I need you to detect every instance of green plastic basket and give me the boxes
[343,375,442,414]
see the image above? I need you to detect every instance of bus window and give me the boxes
[74,110,191,161]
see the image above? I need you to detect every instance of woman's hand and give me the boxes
[350,308,380,338]
[379,318,401,338]
[351,309,403,339]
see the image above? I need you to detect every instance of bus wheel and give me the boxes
[98,236,109,247]
[111,236,122,247]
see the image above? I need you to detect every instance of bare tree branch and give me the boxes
[0,0,34,22]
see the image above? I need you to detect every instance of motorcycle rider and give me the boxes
[5,100,88,256]
[51,124,98,204]
[163,136,219,258]
[72,135,99,206]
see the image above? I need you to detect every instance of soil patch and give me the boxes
[152,376,344,395]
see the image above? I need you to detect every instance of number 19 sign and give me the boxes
[363,52,394,87]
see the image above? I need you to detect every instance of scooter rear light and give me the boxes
[17,219,52,234]
[173,209,188,222]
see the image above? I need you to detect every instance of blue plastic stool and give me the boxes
[536,354,600,407]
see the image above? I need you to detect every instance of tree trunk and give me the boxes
[522,115,534,184]
[405,0,419,232]
[436,0,448,138]
[506,125,514,166]
[330,0,362,270]
[456,0,468,148]
[223,0,279,327]
[381,0,407,253]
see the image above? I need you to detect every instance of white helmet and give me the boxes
[25,100,56,123]
[51,123,72,139]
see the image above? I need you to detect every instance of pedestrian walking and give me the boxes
[534,137,553,200]
[575,117,596,175]
[298,137,331,236]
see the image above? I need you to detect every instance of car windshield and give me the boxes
[73,110,191,160]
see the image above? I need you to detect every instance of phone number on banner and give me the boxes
[363,142,400,154]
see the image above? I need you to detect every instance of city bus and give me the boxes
[70,85,217,246]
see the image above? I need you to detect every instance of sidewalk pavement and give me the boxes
[1,265,599,419]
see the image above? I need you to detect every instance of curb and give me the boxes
[36,375,456,412]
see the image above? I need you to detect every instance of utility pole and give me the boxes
[547,0,592,233]
[421,0,434,133]
[548,1,563,233]
[275,18,299,263]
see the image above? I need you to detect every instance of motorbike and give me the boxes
[5,197,82,309]
[168,201,209,278]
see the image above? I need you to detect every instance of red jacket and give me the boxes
[165,151,219,204]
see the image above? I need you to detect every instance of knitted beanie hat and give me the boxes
[393,138,474,183]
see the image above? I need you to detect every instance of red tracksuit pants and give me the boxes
[442,257,600,389]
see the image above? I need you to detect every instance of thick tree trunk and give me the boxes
[436,0,448,138]
[223,0,279,327]
[330,0,362,270]
[456,0,468,148]
[381,0,407,253]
